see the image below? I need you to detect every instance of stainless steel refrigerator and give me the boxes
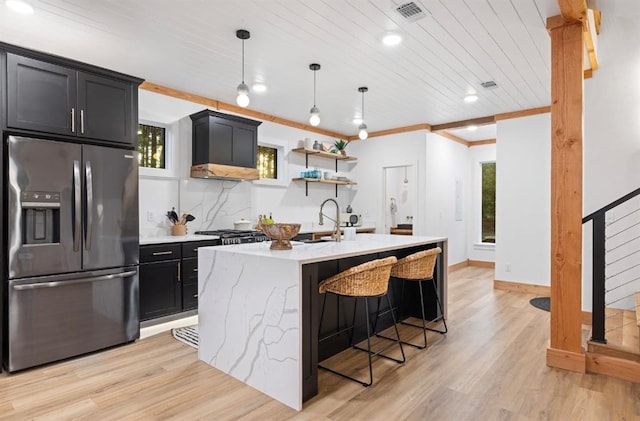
[6,135,139,372]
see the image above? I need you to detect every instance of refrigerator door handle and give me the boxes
[85,161,93,250]
[13,270,137,291]
[73,160,81,252]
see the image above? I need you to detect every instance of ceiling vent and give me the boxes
[395,2,426,22]
[480,80,498,89]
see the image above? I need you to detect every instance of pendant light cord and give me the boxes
[241,39,245,83]
[361,91,365,121]
[313,70,317,107]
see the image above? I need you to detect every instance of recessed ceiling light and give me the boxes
[464,93,478,103]
[252,83,267,93]
[467,125,478,131]
[382,32,403,46]
[5,0,34,14]
[352,117,363,125]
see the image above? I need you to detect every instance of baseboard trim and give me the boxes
[448,260,469,272]
[468,259,495,268]
[586,352,640,383]
[546,347,586,373]
[582,311,592,325]
[493,279,551,296]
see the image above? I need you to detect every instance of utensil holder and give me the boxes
[171,224,187,236]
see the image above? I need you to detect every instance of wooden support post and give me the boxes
[546,16,586,373]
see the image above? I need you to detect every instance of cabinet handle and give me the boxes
[80,109,85,134]
[193,293,198,298]
[193,248,198,252]
[177,262,181,282]
[152,251,173,256]
[71,108,75,133]
[193,268,198,272]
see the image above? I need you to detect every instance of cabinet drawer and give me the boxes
[183,283,198,311]
[140,244,182,263]
[182,240,221,258]
[182,257,199,285]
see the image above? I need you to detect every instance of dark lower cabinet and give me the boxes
[140,240,220,321]
[139,259,182,321]
[139,243,182,321]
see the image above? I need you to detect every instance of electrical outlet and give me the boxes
[505,263,511,273]
[146,211,154,222]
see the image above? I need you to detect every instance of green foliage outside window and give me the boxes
[482,162,496,243]
[258,146,277,179]
[138,124,166,169]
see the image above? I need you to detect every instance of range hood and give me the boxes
[190,109,262,180]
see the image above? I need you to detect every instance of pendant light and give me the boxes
[308,63,321,126]
[358,87,368,140]
[236,29,251,108]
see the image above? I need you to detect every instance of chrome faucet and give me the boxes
[319,198,341,242]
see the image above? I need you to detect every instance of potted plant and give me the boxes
[333,139,349,156]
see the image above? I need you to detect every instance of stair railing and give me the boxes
[583,186,640,344]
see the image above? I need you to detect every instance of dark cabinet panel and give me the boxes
[77,73,133,144]
[182,257,198,286]
[190,109,261,168]
[7,53,76,136]
[5,51,138,146]
[140,244,181,263]
[182,282,198,311]
[139,260,181,321]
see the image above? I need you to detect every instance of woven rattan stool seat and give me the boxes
[390,247,441,280]
[319,256,397,297]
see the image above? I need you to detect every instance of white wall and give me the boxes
[582,12,640,310]
[495,113,551,286]
[424,133,470,265]
[468,144,497,263]
[348,131,427,235]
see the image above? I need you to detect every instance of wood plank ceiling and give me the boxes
[0,0,559,136]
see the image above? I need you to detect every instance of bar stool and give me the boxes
[318,256,405,387]
[386,247,446,350]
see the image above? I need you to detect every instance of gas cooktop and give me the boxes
[194,229,269,245]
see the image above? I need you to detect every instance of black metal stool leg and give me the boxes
[399,279,429,349]
[423,277,448,334]
[353,293,406,364]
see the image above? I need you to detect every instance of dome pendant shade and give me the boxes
[235,29,251,108]
[309,106,320,126]
[308,63,321,127]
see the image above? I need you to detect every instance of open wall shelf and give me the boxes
[290,148,357,197]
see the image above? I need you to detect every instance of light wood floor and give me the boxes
[1,266,639,420]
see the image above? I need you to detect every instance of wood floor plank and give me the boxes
[0,266,638,420]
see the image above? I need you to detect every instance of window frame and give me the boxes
[253,139,288,187]
[138,119,176,179]
[479,160,496,245]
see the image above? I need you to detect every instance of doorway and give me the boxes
[383,165,417,235]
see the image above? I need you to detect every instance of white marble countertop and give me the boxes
[140,234,219,245]
[200,233,446,264]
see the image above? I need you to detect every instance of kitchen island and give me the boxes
[198,234,447,410]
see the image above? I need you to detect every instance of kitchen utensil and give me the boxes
[185,214,195,223]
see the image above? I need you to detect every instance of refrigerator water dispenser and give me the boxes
[21,191,60,245]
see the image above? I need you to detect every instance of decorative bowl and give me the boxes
[260,223,301,250]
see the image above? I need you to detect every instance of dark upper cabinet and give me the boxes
[191,109,261,169]
[5,51,140,146]
[7,54,77,136]
[77,72,133,143]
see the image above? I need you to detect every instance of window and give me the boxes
[481,162,496,243]
[258,145,278,179]
[138,123,166,169]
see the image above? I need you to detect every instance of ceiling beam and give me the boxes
[140,81,349,139]
[469,138,496,147]
[430,115,495,132]
[345,123,431,142]
[557,0,588,23]
[434,131,470,147]
[495,106,550,121]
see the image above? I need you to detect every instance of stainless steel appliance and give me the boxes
[194,229,269,245]
[6,135,139,372]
